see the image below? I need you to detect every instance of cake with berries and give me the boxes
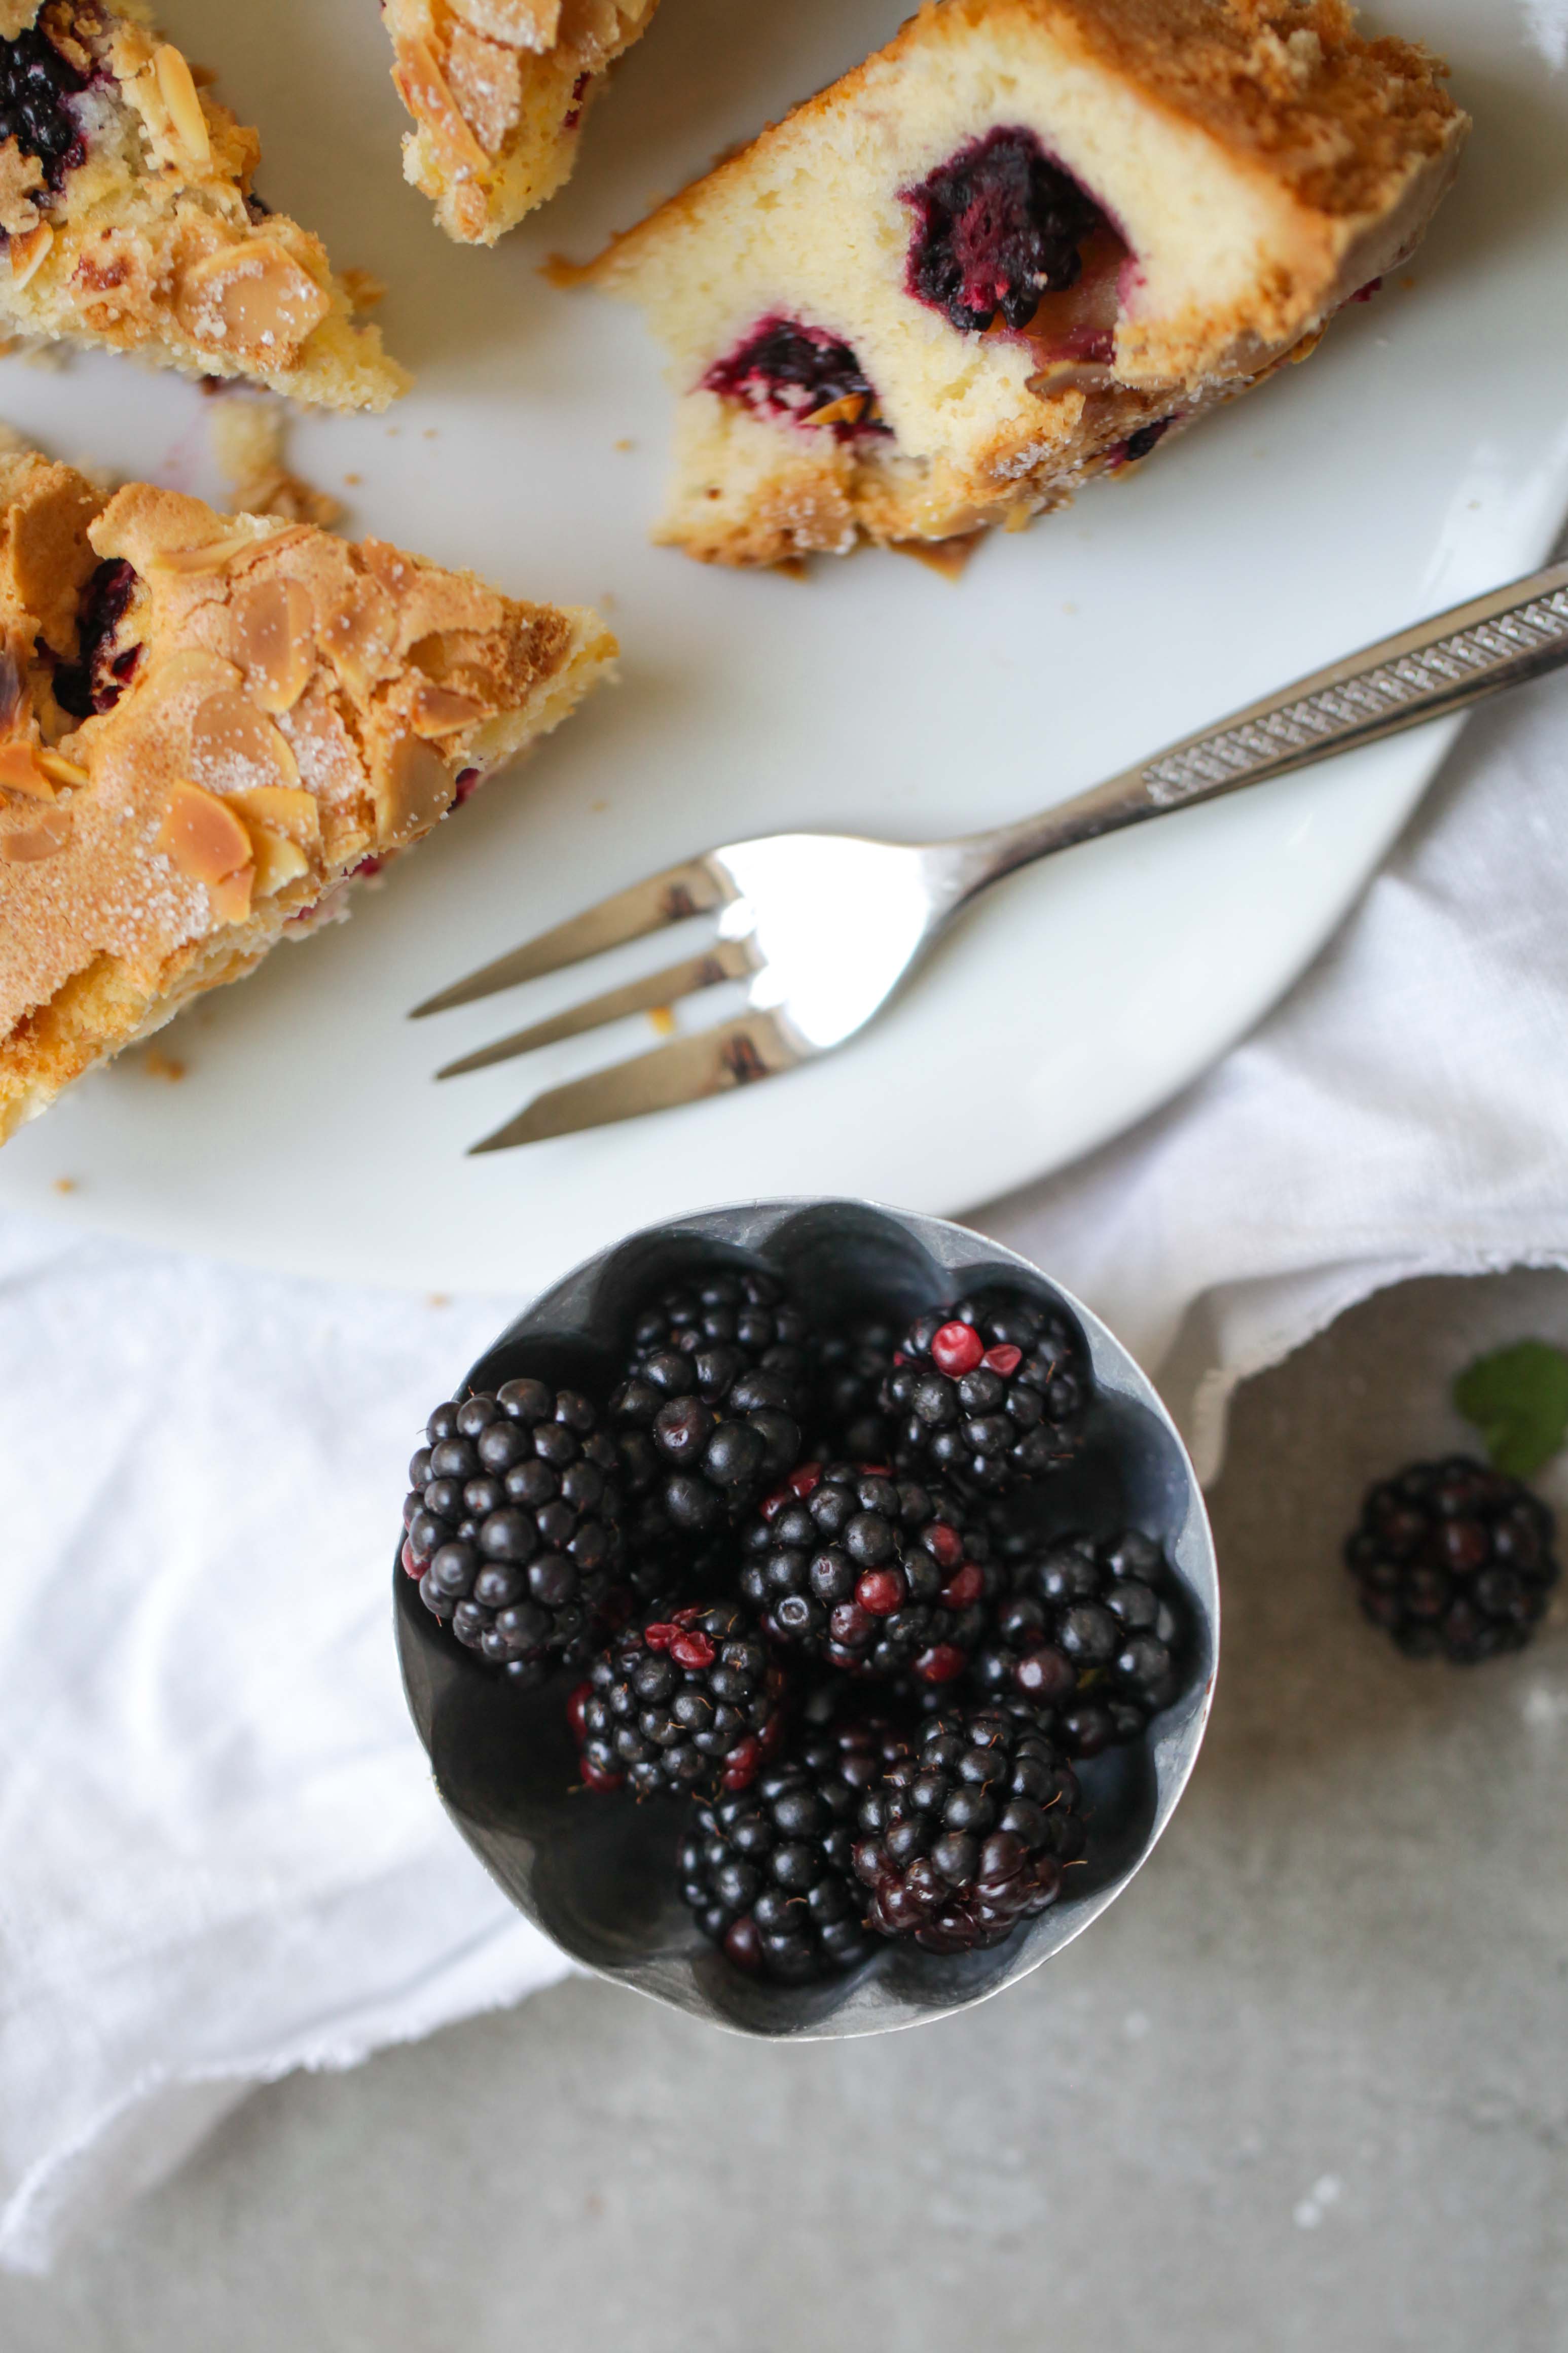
[0,4,405,405]
[0,451,615,1142]
[571,0,1467,564]
[387,0,659,245]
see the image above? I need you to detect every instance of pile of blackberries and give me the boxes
[400,1263,1196,1985]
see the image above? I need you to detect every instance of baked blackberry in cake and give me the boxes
[0,4,404,406]
[571,0,1467,564]
[0,451,615,1142]
[387,0,659,245]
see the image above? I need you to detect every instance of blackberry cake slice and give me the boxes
[0,451,615,1141]
[0,3,405,407]
[572,0,1467,565]
[387,0,659,245]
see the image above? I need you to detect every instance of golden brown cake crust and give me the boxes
[0,459,615,1138]
[586,0,1459,277]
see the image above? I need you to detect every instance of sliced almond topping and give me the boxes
[231,575,314,712]
[410,682,486,738]
[150,530,267,577]
[174,242,332,368]
[154,43,211,167]
[359,538,415,598]
[376,734,454,843]
[319,579,396,699]
[208,864,256,925]
[801,394,867,430]
[9,221,53,291]
[1025,361,1114,399]
[226,783,320,849]
[190,689,301,793]
[0,741,55,800]
[392,39,489,174]
[156,648,245,695]
[0,804,71,862]
[244,823,310,897]
[35,751,91,789]
[155,778,253,886]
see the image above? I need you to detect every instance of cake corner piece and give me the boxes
[0,2,408,409]
[577,0,1468,567]
[0,458,616,1144]
[386,0,662,246]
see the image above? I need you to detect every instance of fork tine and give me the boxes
[434,937,760,1078]
[467,1012,804,1152]
[408,855,739,1019]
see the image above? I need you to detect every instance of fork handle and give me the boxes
[951,559,1568,893]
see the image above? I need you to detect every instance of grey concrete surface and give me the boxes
[5,1272,1567,2353]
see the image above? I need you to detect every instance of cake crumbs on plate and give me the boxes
[141,1048,187,1084]
[208,395,343,529]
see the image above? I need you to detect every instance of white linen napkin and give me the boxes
[4,588,1567,2275]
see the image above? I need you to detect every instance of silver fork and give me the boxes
[413,561,1568,1154]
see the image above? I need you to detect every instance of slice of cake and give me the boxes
[387,0,660,245]
[572,0,1467,565]
[0,2,406,407]
[0,450,615,1141]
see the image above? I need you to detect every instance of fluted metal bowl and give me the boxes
[395,1198,1218,2040]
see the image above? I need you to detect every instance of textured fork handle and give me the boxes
[956,561,1568,892]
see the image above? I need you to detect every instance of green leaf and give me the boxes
[1453,1340,1568,1478]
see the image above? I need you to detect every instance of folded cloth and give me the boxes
[3,610,1567,2274]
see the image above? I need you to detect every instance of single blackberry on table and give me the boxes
[678,1724,882,1982]
[0,20,90,205]
[973,1529,1188,1756]
[806,1316,898,1463]
[739,1460,998,1686]
[854,1704,1085,1954]
[610,1269,808,1547]
[401,1381,623,1686]
[572,1601,784,1798]
[902,127,1103,335]
[1344,1455,1559,1663]
[882,1288,1090,1496]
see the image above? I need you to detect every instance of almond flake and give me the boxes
[155,43,211,167]
[156,777,253,886]
[35,751,90,789]
[150,530,266,577]
[801,394,866,429]
[231,575,314,711]
[392,38,489,174]
[0,740,54,799]
[377,734,454,842]
[190,689,301,793]
[175,243,332,367]
[0,803,71,862]
[208,864,256,925]
[225,783,320,848]
[243,822,310,897]
[9,221,53,291]
[410,682,486,738]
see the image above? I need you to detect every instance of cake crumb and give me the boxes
[647,1005,677,1037]
[340,267,387,314]
[428,1292,451,1309]
[53,1175,77,1193]
[614,438,635,452]
[209,394,343,528]
[142,1047,187,1083]
[343,471,363,487]
[890,533,982,582]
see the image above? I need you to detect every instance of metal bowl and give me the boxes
[395,1198,1218,2040]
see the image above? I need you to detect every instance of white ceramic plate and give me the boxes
[1,0,1564,1294]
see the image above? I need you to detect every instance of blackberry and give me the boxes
[704,317,892,442]
[400,1380,623,1686]
[573,1601,783,1798]
[739,1461,998,1686]
[610,1269,807,1548]
[1344,1455,1559,1663]
[0,18,90,208]
[678,1724,882,1982]
[974,1529,1188,1757]
[53,558,141,721]
[807,1316,897,1463]
[882,1288,1090,1495]
[903,127,1103,335]
[853,1704,1084,1954]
